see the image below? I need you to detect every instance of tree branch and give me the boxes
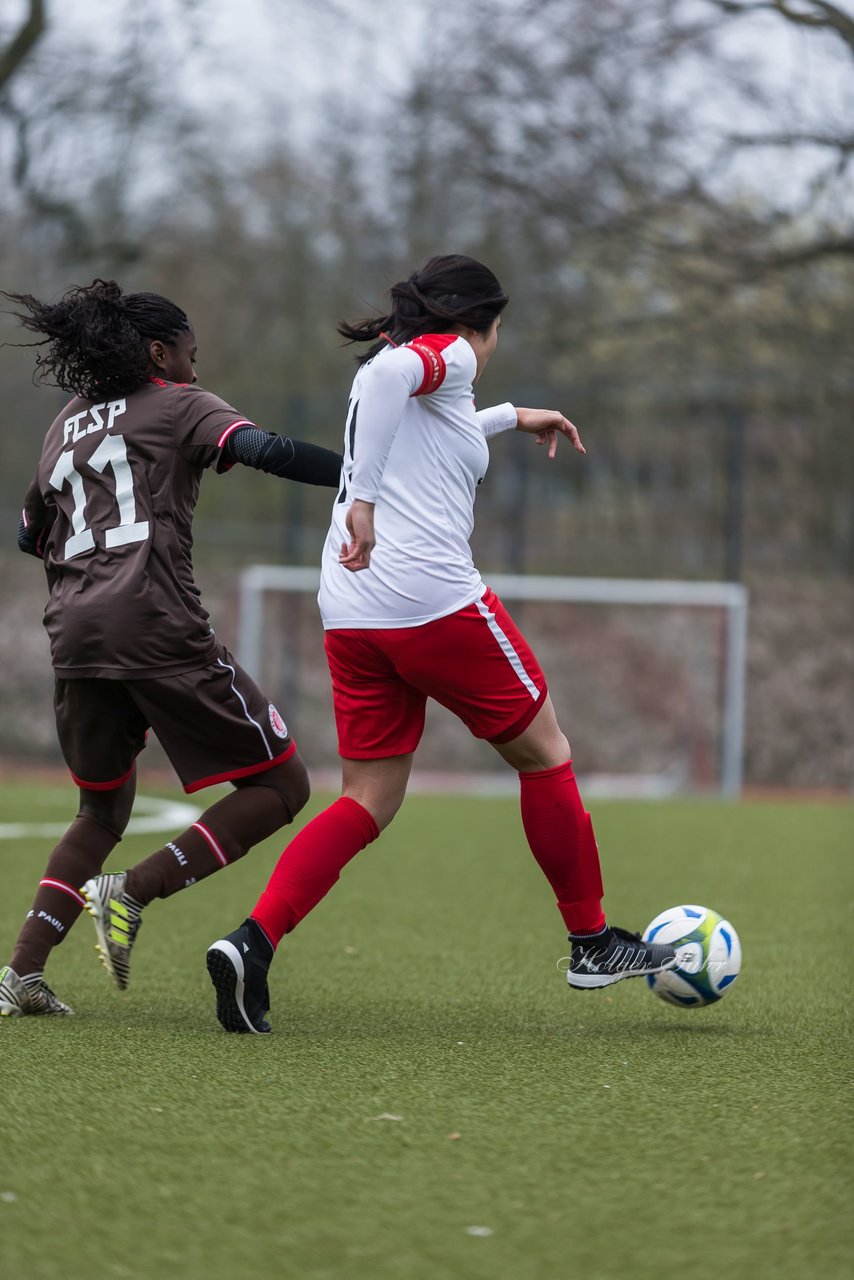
[0,0,46,94]
[728,130,854,150]
[745,235,854,269]
[706,0,854,53]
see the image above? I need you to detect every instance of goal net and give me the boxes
[236,567,748,797]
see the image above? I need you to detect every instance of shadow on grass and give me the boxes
[71,989,759,1047]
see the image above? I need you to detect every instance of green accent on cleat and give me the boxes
[81,874,143,990]
[0,965,73,1016]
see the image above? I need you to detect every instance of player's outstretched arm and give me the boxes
[222,427,343,487]
[514,407,586,460]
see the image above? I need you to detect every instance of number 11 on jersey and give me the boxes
[49,433,150,560]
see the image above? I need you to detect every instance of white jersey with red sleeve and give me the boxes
[318,334,517,629]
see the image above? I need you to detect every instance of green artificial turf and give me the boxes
[1,784,852,1280]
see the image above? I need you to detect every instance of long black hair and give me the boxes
[338,254,509,365]
[2,278,191,399]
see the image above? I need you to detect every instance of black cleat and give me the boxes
[206,919,273,1034]
[567,925,678,990]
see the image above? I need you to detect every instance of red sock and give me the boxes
[519,760,606,934]
[251,796,379,947]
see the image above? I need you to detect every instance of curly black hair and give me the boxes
[2,278,190,399]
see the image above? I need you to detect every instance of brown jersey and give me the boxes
[32,378,253,678]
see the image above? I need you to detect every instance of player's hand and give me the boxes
[339,498,376,572]
[514,407,585,459]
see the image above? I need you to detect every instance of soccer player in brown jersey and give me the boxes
[0,278,343,1020]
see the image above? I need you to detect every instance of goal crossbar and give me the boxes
[237,566,749,797]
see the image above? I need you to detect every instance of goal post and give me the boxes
[237,566,748,797]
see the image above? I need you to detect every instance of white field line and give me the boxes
[0,768,686,843]
[0,794,201,840]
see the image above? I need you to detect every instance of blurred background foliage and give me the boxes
[0,0,852,787]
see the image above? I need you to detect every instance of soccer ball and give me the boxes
[643,904,741,1007]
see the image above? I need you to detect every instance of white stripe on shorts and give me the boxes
[474,596,542,701]
[215,657,274,759]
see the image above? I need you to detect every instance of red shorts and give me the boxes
[324,588,548,759]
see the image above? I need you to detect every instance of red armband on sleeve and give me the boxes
[408,334,457,397]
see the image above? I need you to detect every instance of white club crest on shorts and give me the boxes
[268,704,288,739]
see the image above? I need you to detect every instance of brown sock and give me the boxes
[11,815,121,977]
[125,784,291,907]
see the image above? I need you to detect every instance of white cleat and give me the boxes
[0,965,73,1017]
[81,873,143,991]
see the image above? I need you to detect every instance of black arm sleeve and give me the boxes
[223,427,343,488]
[18,512,46,558]
[18,477,53,559]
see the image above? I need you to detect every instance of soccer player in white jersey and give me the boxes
[208,254,677,1033]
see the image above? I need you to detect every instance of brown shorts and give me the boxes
[54,646,295,794]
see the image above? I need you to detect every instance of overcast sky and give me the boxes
[3,0,852,207]
[53,0,428,160]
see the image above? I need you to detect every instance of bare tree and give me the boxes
[0,1,210,264]
[693,1,854,271]
[707,1,854,51]
[0,0,45,93]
